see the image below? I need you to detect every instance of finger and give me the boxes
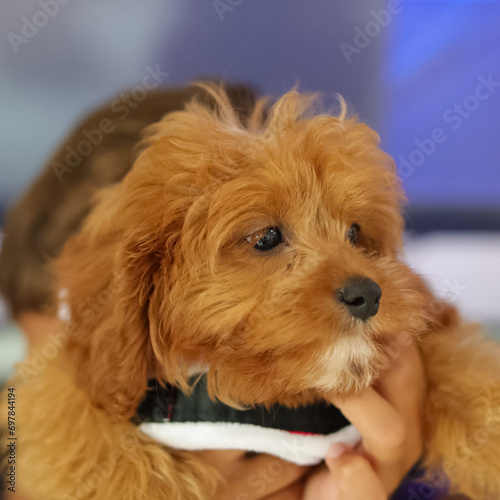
[325,344,425,493]
[325,445,386,500]
[375,343,426,414]
[326,389,411,493]
[328,388,406,463]
[330,344,425,461]
[374,343,425,463]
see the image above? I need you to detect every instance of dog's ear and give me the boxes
[56,86,253,419]
[58,172,177,421]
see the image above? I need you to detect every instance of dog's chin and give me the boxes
[191,338,382,409]
[310,334,386,395]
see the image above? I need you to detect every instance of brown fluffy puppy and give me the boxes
[4,84,500,499]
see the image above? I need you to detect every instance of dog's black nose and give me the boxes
[337,277,382,321]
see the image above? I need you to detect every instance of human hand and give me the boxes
[302,342,426,499]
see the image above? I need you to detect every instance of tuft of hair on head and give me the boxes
[331,93,349,122]
[261,87,353,140]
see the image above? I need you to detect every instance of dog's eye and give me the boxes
[254,227,283,251]
[347,223,360,246]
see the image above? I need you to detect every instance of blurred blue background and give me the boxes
[1,1,499,216]
[0,1,499,377]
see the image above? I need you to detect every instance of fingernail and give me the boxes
[326,442,350,459]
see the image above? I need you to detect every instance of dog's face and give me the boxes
[61,85,434,417]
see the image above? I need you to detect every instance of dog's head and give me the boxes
[59,84,442,420]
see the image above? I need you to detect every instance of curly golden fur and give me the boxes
[3,84,500,499]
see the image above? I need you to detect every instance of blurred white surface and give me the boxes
[404,232,500,324]
[0,322,27,384]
